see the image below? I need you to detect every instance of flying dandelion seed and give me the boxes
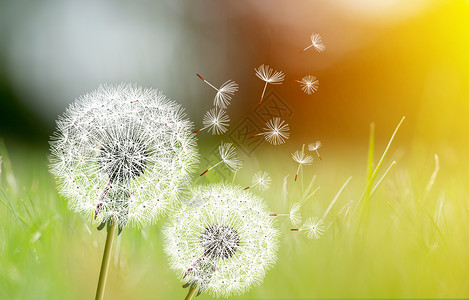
[299,33,326,54]
[244,171,271,191]
[193,108,230,135]
[293,75,319,95]
[250,117,290,145]
[49,83,199,230]
[291,217,325,239]
[200,142,242,176]
[292,149,314,181]
[308,141,322,160]
[196,74,238,109]
[164,183,280,298]
[269,202,302,227]
[255,64,285,105]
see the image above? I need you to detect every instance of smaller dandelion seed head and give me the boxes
[252,171,271,191]
[311,33,326,52]
[215,80,238,109]
[218,142,242,172]
[308,141,322,151]
[255,64,285,84]
[262,118,290,145]
[292,150,314,165]
[202,108,230,135]
[163,183,280,298]
[302,217,325,239]
[200,224,240,259]
[299,75,319,95]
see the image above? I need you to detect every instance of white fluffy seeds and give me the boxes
[49,83,199,230]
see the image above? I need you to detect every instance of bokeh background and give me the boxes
[1,0,469,299]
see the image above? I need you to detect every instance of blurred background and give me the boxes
[1,0,469,299]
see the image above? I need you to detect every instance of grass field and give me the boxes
[1,122,468,299]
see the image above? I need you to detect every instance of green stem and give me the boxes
[185,282,200,300]
[95,219,117,300]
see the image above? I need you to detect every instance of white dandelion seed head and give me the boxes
[311,33,326,52]
[292,150,314,165]
[255,64,285,84]
[302,217,325,239]
[202,108,230,135]
[218,142,242,172]
[299,75,319,95]
[163,183,280,298]
[215,80,238,109]
[289,202,303,227]
[49,83,199,230]
[252,171,272,191]
[308,141,322,151]
[262,118,290,145]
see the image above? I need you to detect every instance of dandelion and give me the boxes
[200,142,242,176]
[164,183,280,298]
[49,83,199,300]
[308,141,322,160]
[291,217,325,239]
[299,33,326,54]
[293,75,319,95]
[193,108,230,135]
[244,171,271,191]
[250,117,290,145]
[255,64,285,105]
[196,74,238,109]
[269,202,302,227]
[292,148,314,181]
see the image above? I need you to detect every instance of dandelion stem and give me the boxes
[299,44,313,54]
[185,282,200,300]
[95,219,117,300]
[260,82,268,105]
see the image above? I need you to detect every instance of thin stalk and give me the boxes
[369,161,396,197]
[260,82,268,104]
[185,282,200,300]
[95,219,117,300]
[353,116,405,216]
[322,177,352,219]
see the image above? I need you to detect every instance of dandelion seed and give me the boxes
[163,183,280,298]
[293,75,319,95]
[49,83,199,230]
[269,202,303,227]
[244,171,271,191]
[250,117,290,145]
[308,141,322,160]
[299,33,326,54]
[291,217,325,239]
[200,142,242,176]
[255,65,285,105]
[292,148,314,181]
[196,74,238,109]
[193,108,230,135]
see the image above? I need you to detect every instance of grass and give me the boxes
[1,121,469,299]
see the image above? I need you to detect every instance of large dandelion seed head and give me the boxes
[164,183,280,298]
[49,83,199,229]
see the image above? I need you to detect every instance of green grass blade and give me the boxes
[322,177,352,219]
[366,123,375,184]
[370,161,396,197]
